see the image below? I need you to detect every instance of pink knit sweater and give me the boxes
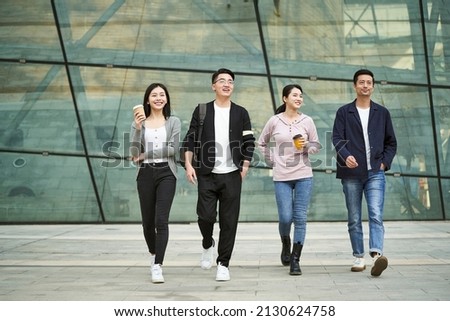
[258,113,321,181]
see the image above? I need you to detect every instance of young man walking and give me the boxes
[332,69,397,277]
[183,68,255,281]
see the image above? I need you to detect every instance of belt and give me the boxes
[141,162,169,168]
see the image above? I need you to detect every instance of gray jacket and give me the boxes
[130,116,181,178]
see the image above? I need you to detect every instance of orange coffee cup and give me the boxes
[293,134,304,149]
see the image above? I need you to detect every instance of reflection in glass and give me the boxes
[91,158,135,221]
[377,84,437,176]
[259,0,427,83]
[433,88,450,177]
[442,179,450,218]
[0,153,101,223]
[423,0,450,85]
[391,176,443,220]
[0,0,63,61]
[54,0,265,73]
[0,62,83,154]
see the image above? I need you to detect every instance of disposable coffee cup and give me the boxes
[292,134,303,149]
[133,104,145,119]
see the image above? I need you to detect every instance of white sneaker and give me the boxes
[216,262,230,281]
[371,254,388,277]
[200,243,214,270]
[351,257,366,272]
[151,264,164,283]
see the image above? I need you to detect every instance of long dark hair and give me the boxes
[275,84,303,114]
[142,83,172,119]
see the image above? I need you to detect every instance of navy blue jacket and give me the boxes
[332,99,397,179]
[184,101,255,175]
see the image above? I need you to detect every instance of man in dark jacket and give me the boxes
[332,69,397,277]
[184,68,255,281]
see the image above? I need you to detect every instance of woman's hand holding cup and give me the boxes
[293,134,306,150]
[133,104,146,129]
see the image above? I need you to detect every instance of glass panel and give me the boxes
[259,0,428,84]
[54,0,265,73]
[91,158,136,221]
[0,0,64,61]
[70,64,127,156]
[389,176,443,220]
[442,179,450,219]
[0,62,84,154]
[433,88,450,177]
[240,167,279,221]
[0,152,101,223]
[381,84,437,176]
[309,172,348,221]
[423,0,450,85]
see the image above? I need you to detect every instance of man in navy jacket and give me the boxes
[184,68,255,281]
[332,69,397,277]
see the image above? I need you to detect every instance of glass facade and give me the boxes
[0,0,449,223]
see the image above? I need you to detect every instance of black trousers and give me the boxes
[137,164,176,265]
[196,170,242,267]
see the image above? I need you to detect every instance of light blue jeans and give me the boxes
[341,170,386,258]
[274,177,313,244]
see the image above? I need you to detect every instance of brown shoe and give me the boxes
[371,255,388,276]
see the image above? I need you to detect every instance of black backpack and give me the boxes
[179,103,206,169]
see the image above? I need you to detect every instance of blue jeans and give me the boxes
[274,177,313,244]
[341,170,386,258]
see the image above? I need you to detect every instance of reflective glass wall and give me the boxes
[1,0,449,223]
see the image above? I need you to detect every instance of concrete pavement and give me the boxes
[0,221,449,301]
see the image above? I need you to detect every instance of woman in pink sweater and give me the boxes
[258,84,321,275]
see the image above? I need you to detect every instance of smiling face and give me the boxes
[148,86,167,112]
[283,87,303,111]
[212,73,234,98]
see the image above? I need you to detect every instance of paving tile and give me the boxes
[0,222,449,301]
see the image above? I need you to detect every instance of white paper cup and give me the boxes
[133,104,145,119]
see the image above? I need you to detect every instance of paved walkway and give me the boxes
[1,221,449,301]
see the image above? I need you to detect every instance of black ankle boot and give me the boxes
[280,236,291,266]
[289,243,303,275]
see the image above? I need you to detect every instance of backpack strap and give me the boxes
[178,103,207,168]
[198,103,207,139]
